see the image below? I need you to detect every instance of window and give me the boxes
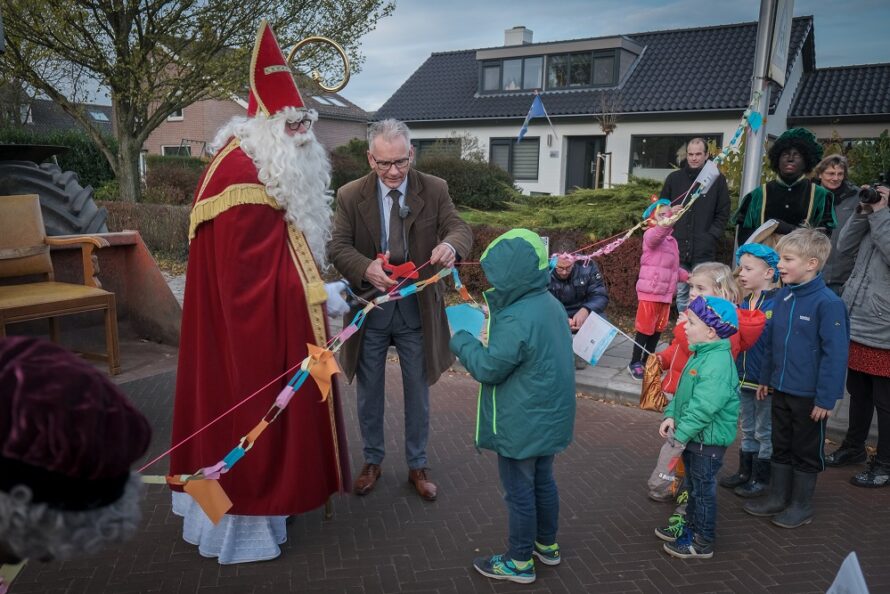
[312,96,333,106]
[161,145,191,157]
[412,138,461,162]
[88,110,109,122]
[547,51,615,89]
[327,96,347,107]
[482,64,500,91]
[490,137,539,181]
[480,57,544,93]
[167,108,183,121]
[629,134,723,181]
[522,57,543,90]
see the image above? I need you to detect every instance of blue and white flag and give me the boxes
[517,95,558,142]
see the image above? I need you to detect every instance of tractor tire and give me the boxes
[0,160,109,235]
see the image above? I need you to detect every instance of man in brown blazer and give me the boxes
[328,119,473,501]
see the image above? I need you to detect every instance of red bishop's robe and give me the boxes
[169,137,350,515]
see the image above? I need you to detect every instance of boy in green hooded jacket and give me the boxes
[450,229,576,585]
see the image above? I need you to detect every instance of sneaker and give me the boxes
[627,362,645,380]
[663,530,714,559]
[654,513,686,542]
[473,554,535,584]
[532,541,561,566]
[825,446,867,467]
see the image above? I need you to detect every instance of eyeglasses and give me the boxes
[286,117,313,131]
[370,155,410,172]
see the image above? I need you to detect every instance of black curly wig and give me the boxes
[768,127,824,174]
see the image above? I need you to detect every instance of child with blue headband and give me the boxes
[719,244,779,498]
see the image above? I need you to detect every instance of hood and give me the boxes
[481,229,550,310]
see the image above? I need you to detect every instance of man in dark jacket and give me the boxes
[548,252,609,369]
[548,253,609,327]
[660,138,731,311]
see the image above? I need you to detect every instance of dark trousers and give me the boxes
[771,390,826,473]
[843,370,890,463]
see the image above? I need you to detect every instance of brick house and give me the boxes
[144,90,369,156]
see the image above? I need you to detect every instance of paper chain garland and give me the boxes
[150,265,465,522]
[146,91,764,522]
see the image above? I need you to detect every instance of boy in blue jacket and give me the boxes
[744,228,849,528]
[450,229,576,585]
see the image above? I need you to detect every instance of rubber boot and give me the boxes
[735,458,771,498]
[772,470,817,528]
[719,450,753,489]
[743,462,792,517]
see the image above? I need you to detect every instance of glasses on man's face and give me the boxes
[370,155,410,172]
[286,117,313,132]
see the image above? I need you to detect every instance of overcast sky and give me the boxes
[342,0,890,112]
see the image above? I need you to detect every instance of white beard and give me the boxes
[210,107,333,268]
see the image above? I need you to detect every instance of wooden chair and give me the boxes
[0,194,120,374]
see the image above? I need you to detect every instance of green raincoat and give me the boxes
[450,229,576,459]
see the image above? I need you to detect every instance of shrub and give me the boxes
[330,138,370,192]
[144,154,206,205]
[416,155,518,209]
[100,200,190,261]
[846,130,890,185]
[460,179,662,239]
[0,126,116,188]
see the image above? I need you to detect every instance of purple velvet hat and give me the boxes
[0,336,151,510]
[687,296,739,339]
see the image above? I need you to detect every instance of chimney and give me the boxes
[504,26,533,46]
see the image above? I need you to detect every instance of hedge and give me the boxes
[0,126,116,188]
[143,154,206,205]
[415,155,518,209]
[99,200,190,260]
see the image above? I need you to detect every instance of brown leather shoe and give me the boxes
[354,463,381,496]
[408,468,437,501]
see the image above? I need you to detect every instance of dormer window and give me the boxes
[481,56,543,92]
[547,50,616,89]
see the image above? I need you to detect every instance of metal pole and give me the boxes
[594,152,602,190]
[740,0,777,199]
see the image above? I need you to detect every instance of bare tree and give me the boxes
[595,90,622,136]
[1,0,394,201]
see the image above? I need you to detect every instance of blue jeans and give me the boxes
[497,455,559,562]
[682,444,725,544]
[676,279,690,313]
[739,387,773,459]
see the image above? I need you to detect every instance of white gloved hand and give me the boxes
[324,281,350,316]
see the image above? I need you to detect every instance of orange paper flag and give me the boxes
[459,286,471,301]
[184,479,233,525]
[307,343,341,401]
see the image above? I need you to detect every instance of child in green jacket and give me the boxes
[450,229,576,585]
[655,296,740,559]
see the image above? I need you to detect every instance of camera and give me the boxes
[858,173,888,204]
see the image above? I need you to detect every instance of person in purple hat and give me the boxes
[0,336,151,570]
[654,296,740,560]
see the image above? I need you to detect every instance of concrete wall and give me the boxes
[800,122,890,140]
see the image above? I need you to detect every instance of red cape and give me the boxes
[170,140,350,515]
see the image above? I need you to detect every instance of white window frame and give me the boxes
[167,108,184,121]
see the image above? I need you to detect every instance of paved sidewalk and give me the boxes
[11,357,890,594]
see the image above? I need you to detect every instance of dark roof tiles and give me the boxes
[375,17,813,122]
[790,63,890,118]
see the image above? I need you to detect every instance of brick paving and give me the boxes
[10,361,890,593]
